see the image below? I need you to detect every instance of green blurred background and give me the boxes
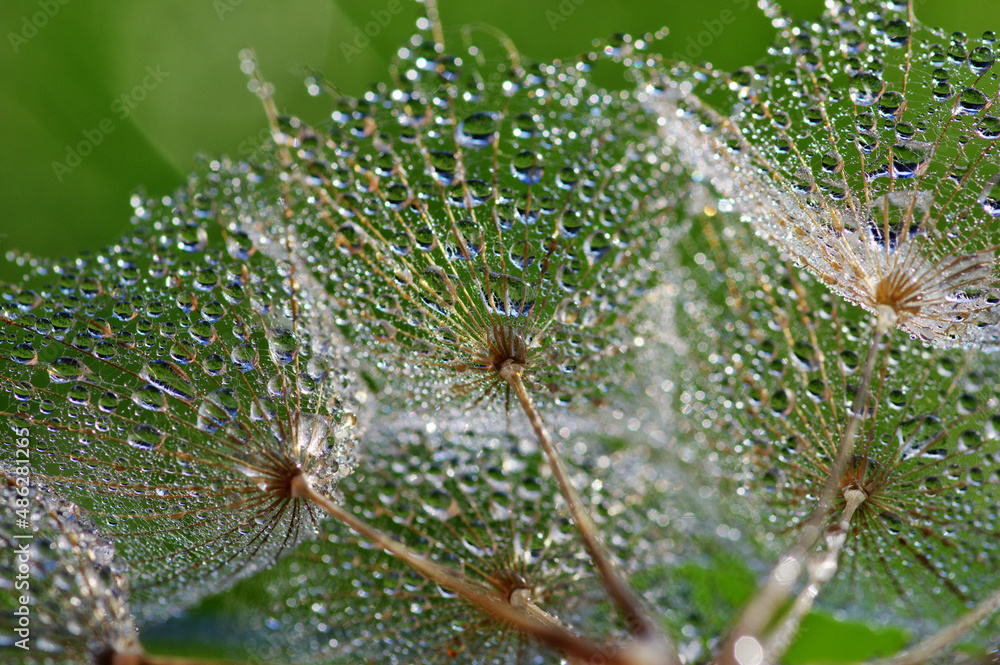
[2,0,1000,659]
[1,0,997,283]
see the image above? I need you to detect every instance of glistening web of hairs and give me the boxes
[211,418,686,664]
[675,211,1000,626]
[654,0,1000,642]
[230,24,676,416]
[0,475,141,662]
[6,0,1000,663]
[0,184,359,624]
[645,0,1000,348]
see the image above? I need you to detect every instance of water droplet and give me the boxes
[428,150,458,185]
[128,423,165,450]
[511,150,544,184]
[850,72,885,106]
[197,388,239,433]
[268,328,298,365]
[47,356,89,383]
[140,360,196,402]
[231,342,260,372]
[456,111,498,148]
[958,87,988,115]
[969,45,996,74]
[10,342,36,364]
[131,384,168,412]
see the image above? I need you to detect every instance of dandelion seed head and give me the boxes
[211,412,689,664]
[757,190,1000,346]
[0,478,140,663]
[231,29,677,415]
[676,214,1000,633]
[648,0,1000,348]
[0,185,359,622]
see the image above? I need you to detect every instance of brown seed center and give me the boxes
[839,454,887,496]
[489,568,531,603]
[485,323,529,373]
[873,268,922,317]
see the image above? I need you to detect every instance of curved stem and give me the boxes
[763,488,867,663]
[871,584,1000,665]
[828,306,894,507]
[290,475,645,665]
[500,364,674,661]
[423,0,445,48]
[238,49,292,169]
[718,307,893,664]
